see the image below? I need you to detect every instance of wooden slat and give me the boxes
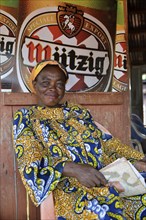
[64,92,124,105]
[0,92,2,105]
[3,92,124,106]
[0,105,17,220]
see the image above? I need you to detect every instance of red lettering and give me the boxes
[114,54,123,68]
[27,42,51,63]
[26,42,36,62]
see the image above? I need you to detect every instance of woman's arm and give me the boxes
[63,162,107,188]
[134,156,146,171]
[102,137,144,160]
[13,108,68,206]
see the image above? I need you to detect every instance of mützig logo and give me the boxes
[0,10,17,77]
[17,4,113,92]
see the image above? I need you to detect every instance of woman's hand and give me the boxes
[63,162,108,188]
[107,181,125,193]
[134,157,146,171]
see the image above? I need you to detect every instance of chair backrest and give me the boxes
[0,91,130,220]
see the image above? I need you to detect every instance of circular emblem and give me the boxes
[113,31,128,91]
[0,10,17,79]
[16,4,113,92]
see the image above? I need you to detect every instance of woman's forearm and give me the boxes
[62,161,79,177]
[62,162,107,188]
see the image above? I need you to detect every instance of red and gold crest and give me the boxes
[57,4,84,38]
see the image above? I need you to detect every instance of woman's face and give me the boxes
[32,65,66,107]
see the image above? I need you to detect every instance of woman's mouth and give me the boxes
[44,92,59,99]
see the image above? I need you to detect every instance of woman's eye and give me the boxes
[41,81,49,87]
[56,82,64,88]
[39,80,65,88]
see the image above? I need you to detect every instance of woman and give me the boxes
[13,60,146,219]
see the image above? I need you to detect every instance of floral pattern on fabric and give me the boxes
[13,103,146,219]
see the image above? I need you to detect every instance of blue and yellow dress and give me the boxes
[12,103,146,219]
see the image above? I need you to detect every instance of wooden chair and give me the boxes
[0,91,130,220]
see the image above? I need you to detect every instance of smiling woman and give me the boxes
[12,59,146,220]
[31,60,68,107]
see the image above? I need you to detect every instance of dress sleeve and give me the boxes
[101,137,145,166]
[12,108,68,206]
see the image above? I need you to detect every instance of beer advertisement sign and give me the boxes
[0,0,117,93]
[0,1,18,92]
[113,0,129,92]
[15,0,117,92]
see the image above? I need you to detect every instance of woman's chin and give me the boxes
[37,98,60,107]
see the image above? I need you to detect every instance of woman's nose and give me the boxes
[48,82,56,90]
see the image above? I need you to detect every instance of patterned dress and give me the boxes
[12,103,146,220]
